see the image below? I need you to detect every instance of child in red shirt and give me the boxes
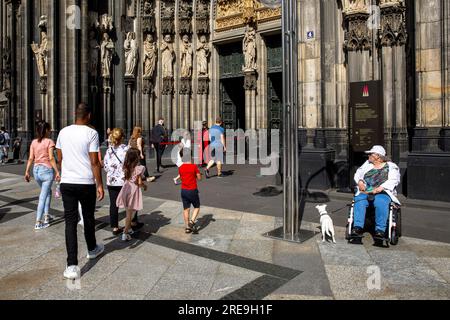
[178,148,202,233]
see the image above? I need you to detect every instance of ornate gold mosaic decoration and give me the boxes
[215,0,281,32]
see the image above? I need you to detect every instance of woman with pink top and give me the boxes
[24,121,61,230]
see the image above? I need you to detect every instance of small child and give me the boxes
[178,148,202,233]
[116,148,147,241]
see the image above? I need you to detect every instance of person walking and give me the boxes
[150,118,167,173]
[201,121,210,167]
[0,127,9,164]
[173,131,191,185]
[129,126,155,182]
[178,148,202,233]
[24,121,61,230]
[116,148,147,241]
[205,117,226,178]
[103,128,129,235]
[56,103,105,280]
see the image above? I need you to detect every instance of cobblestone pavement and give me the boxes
[0,170,449,300]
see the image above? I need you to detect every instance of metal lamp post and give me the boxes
[265,0,316,243]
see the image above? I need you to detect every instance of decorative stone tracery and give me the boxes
[379,3,407,47]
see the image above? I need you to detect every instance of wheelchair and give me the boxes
[345,192,402,247]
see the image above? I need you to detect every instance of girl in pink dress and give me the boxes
[116,148,147,241]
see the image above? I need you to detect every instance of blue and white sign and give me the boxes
[307,31,315,40]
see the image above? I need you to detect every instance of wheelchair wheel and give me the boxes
[390,227,399,245]
[345,223,352,241]
[397,209,402,238]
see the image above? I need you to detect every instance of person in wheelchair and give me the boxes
[352,145,401,239]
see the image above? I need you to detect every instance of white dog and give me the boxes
[316,204,336,243]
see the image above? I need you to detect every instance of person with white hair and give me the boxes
[351,145,401,239]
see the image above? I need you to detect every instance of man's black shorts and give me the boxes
[181,189,200,209]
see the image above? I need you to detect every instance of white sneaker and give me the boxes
[63,265,80,280]
[44,214,55,224]
[34,222,49,230]
[121,232,132,242]
[86,243,105,259]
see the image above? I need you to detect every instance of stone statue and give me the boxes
[88,31,100,77]
[143,34,157,79]
[143,0,154,15]
[180,35,193,78]
[161,34,175,78]
[243,26,256,71]
[30,31,48,77]
[124,32,138,77]
[100,33,115,78]
[197,35,210,77]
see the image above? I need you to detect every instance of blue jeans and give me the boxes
[33,165,54,222]
[353,193,391,233]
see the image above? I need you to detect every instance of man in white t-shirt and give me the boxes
[56,103,105,280]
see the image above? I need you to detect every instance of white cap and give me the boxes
[365,145,386,157]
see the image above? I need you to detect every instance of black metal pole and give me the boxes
[282,0,300,240]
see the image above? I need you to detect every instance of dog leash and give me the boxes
[329,197,376,215]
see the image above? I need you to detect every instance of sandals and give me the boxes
[185,220,196,234]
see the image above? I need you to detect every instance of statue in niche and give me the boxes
[100,33,115,78]
[197,35,210,77]
[143,34,157,79]
[180,35,193,78]
[124,32,138,77]
[88,31,100,77]
[161,34,175,78]
[242,25,256,71]
[143,0,154,15]
[30,30,48,77]
[197,0,209,18]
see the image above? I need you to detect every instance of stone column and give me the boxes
[125,76,135,133]
[379,2,408,163]
[244,70,257,130]
[442,0,450,150]
[198,76,209,122]
[102,78,112,134]
[179,77,191,129]
[408,0,450,202]
[143,79,154,135]
[344,13,372,82]
[413,0,444,150]
[162,77,174,130]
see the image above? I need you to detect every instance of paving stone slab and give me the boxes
[318,241,374,267]
[145,272,216,300]
[419,257,450,283]
[369,250,448,287]
[325,265,396,300]
[228,239,274,263]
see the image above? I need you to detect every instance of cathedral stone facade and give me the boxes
[0,0,449,201]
